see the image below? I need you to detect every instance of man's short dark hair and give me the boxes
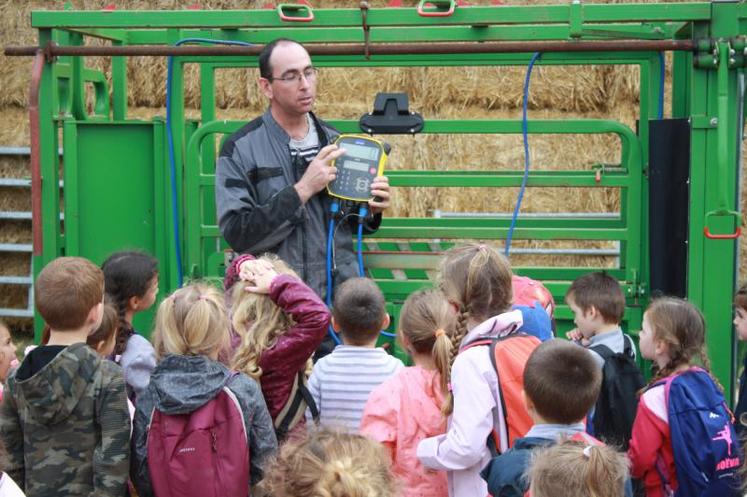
[332,278,386,345]
[258,38,304,80]
[524,340,601,424]
[565,272,626,324]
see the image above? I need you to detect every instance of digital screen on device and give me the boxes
[343,142,379,161]
[342,160,370,172]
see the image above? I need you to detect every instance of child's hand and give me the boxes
[566,329,592,346]
[242,260,278,294]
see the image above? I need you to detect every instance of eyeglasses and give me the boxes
[270,67,318,84]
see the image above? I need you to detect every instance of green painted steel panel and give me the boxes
[62,122,166,336]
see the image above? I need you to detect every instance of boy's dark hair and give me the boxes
[35,257,104,331]
[102,251,158,355]
[565,272,625,324]
[258,38,303,80]
[524,340,602,424]
[735,282,747,312]
[332,278,386,345]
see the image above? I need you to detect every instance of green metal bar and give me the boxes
[61,121,80,255]
[122,23,680,45]
[31,4,713,29]
[112,40,127,120]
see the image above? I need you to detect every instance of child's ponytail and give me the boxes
[529,440,629,497]
[398,289,456,397]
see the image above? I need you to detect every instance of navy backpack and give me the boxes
[656,367,742,497]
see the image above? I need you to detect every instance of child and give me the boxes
[360,289,455,497]
[417,243,540,497]
[0,321,18,402]
[528,439,629,497]
[481,339,603,497]
[565,271,643,447]
[733,282,747,435]
[229,255,330,441]
[261,428,398,497]
[101,250,158,401]
[307,277,403,431]
[131,283,277,497]
[628,297,742,497]
[86,300,118,357]
[0,257,130,496]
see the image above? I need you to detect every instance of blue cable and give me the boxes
[505,52,542,257]
[657,52,665,120]
[356,205,368,277]
[326,202,342,345]
[166,38,254,286]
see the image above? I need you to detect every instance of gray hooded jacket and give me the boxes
[131,355,277,497]
[215,109,381,299]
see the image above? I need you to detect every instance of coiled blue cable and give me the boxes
[505,52,542,257]
[166,38,254,286]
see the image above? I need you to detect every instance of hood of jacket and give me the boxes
[12,343,103,426]
[148,354,233,415]
[460,309,524,350]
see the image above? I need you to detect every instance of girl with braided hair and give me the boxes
[416,243,540,497]
[101,251,158,401]
[628,297,736,497]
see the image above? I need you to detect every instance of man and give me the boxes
[215,38,391,301]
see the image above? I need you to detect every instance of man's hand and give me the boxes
[368,176,391,215]
[294,144,345,203]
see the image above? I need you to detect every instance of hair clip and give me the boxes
[582,445,593,459]
[447,382,453,392]
[434,328,446,338]
[197,294,209,301]
[477,244,487,252]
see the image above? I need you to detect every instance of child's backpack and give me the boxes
[656,367,742,497]
[146,373,250,497]
[463,332,540,451]
[589,336,644,449]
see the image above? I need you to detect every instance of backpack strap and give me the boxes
[275,371,319,441]
[588,343,614,361]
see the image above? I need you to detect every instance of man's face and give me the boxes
[260,42,317,118]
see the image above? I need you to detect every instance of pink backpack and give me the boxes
[146,374,250,497]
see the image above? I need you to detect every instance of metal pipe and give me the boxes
[29,50,44,257]
[5,39,696,57]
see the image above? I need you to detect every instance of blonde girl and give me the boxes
[628,297,731,497]
[262,428,397,497]
[361,289,455,497]
[417,243,540,497]
[130,283,277,497]
[528,439,629,497]
[228,254,330,441]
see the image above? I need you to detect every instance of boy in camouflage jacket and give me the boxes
[0,257,131,497]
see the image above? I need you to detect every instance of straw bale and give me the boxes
[0,223,31,245]
[0,155,29,179]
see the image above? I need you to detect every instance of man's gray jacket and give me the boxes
[215,109,381,299]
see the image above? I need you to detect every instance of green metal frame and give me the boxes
[27,2,744,395]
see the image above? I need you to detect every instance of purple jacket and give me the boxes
[224,255,330,421]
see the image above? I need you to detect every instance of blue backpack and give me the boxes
[656,367,742,497]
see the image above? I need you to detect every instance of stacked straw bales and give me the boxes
[0,0,745,333]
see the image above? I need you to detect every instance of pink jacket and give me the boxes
[417,310,524,497]
[361,366,448,497]
[628,383,677,497]
[224,254,331,421]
